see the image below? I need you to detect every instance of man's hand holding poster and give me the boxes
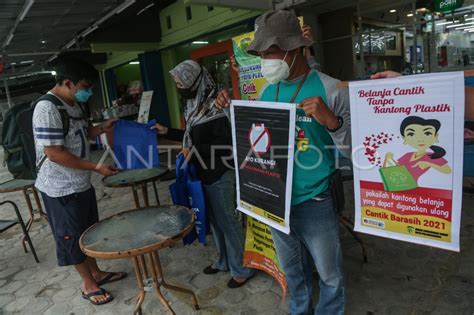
[349,72,465,251]
[230,100,296,234]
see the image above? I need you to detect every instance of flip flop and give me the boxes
[82,288,114,305]
[97,271,127,286]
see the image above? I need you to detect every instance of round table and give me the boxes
[0,179,47,252]
[80,205,199,315]
[102,167,169,208]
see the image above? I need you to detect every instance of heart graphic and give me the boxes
[362,132,398,167]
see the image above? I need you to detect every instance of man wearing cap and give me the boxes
[216,10,350,315]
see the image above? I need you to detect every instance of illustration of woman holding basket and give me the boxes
[381,116,452,191]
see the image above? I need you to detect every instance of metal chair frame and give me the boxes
[0,200,39,263]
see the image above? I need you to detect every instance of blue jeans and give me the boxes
[271,192,345,315]
[204,171,255,278]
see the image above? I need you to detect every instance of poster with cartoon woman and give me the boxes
[349,72,465,251]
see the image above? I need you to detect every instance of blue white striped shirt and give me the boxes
[33,92,91,197]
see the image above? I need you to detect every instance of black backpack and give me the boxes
[2,94,70,179]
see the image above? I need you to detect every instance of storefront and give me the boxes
[92,59,143,123]
[92,0,473,130]
[298,0,474,80]
[157,3,260,128]
[91,2,259,129]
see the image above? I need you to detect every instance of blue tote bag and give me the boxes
[170,155,208,245]
[113,119,160,170]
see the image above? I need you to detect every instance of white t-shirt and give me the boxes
[33,92,91,197]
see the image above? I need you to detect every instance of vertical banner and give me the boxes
[349,72,465,251]
[232,32,267,101]
[231,100,296,233]
[244,217,287,296]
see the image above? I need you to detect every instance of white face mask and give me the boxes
[260,51,296,84]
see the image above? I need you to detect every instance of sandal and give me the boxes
[82,288,114,305]
[97,271,127,286]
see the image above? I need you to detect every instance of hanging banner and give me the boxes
[230,100,296,234]
[232,32,267,101]
[349,72,465,251]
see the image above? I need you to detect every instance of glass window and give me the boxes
[432,1,474,70]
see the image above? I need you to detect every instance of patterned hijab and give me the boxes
[170,60,225,148]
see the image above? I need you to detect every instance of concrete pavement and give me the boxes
[0,150,473,314]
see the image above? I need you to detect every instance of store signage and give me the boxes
[185,0,272,10]
[349,72,465,251]
[435,0,464,12]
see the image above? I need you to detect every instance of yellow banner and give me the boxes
[243,217,287,296]
[361,206,451,242]
[231,32,267,101]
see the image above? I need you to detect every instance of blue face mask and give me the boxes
[74,88,93,103]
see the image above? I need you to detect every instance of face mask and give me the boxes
[74,88,93,103]
[261,51,296,84]
[176,67,202,100]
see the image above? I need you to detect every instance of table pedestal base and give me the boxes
[132,251,199,315]
[132,181,160,208]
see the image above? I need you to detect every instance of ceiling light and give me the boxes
[96,11,115,25]
[129,61,140,64]
[20,60,33,64]
[3,33,14,48]
[94,0,135,25]
[447,22,474,28]
[407,13,414,17]
[116,0,136,14]
[436,20,454,25]
[81,25,98,37]
[390,9,396,13]
[41,40,46,44]
[65,40,75,48]
[192,41,209,44]
[137,3,155,16]
[47,54,58,63]
[454,24,474,29]
[19,0,34,21]
[50,71,57,76]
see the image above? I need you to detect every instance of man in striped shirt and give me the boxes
[33,58,125,305]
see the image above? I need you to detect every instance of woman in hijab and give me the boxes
[153,60,255,288]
